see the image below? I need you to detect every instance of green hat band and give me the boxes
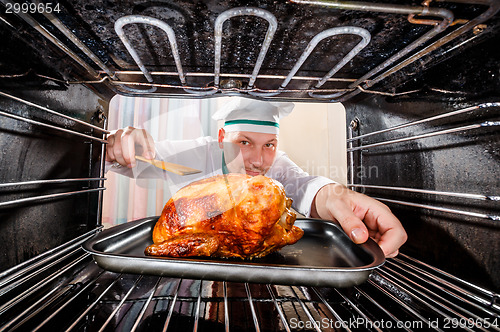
[224,119,279,128]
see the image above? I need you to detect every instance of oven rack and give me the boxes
[347,102,500,223]
[0,91,109,139]
[3,0,498,100]
[0,242,498,331]
[0,91,107,211]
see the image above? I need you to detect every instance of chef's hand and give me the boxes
[106,126,156,168]
[311,183,407,258]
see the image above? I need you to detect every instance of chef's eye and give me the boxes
[265,143,275,148]
[240,140,250,145]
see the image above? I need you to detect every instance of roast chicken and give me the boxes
[145,174,303,259]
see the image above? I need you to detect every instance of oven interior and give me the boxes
[0,0,499,330]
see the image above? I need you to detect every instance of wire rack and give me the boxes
[0,231,498,331]
[347,102,500,223]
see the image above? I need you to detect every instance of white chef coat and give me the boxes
[106,136,335,217]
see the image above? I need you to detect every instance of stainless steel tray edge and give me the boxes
[83,217,385,288]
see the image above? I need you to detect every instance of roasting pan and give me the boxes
[82,217,385,287]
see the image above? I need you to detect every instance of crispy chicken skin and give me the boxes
[145,174,303,259]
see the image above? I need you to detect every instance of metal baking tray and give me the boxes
[83,217,385,287]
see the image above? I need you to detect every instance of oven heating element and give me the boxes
[1,0,498,100]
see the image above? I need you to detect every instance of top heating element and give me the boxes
[0,0,499,102]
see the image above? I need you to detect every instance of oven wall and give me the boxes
[343,95,500,291]
[0,85,108,272]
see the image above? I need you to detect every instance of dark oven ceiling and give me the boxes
[0,0,499,102]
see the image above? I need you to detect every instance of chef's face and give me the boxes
[218,129,278,176]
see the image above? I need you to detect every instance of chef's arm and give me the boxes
[106,127,156,168]
[311,183,407,258]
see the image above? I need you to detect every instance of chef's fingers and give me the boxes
[378,226,407,258]
[105,134,116,162]
[119,127,156,168]
[120,127,137,167]
[360,198,407,257]
[324,185,407,257]
[326,197,369,245]
[372,216,407,258]
[121,126,142,168]
[386,249,399,258]
[109,129,129,166]
[133,129,156,160]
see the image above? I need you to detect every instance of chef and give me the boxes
[106,98,407,257]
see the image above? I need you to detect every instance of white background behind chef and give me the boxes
[103,96,344,222]
[105,96,407,257]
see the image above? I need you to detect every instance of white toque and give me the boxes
[212,98,295,134]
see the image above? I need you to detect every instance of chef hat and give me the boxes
[212,98,294,134]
